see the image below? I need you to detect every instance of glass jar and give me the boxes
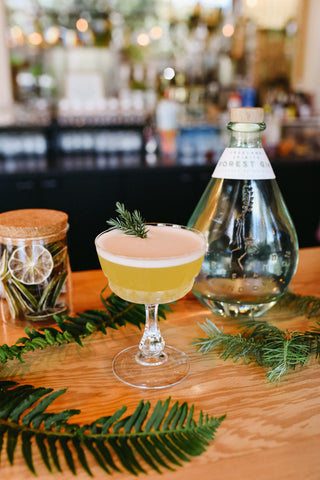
[0,209,72,326]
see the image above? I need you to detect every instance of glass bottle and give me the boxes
[188,107,299,318]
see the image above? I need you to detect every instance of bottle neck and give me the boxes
[227,122,265,148]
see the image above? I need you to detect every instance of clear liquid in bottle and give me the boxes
[188,107,299,318]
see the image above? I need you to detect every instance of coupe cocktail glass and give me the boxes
[95,223,206,389]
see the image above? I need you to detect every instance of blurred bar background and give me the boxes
[0,0,319,271]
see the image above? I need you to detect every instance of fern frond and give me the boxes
[0,291,173,365]
[0,381,225,476]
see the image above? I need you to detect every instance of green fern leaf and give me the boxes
[158,434,189,462]
[94,437,120,472]
[59,437,76,474]
[72,437,93,477]
[101,406,127,434]
[6,426,19,464]
[10,387,52,423]
[109,436,146,475]
[0,380,225,476]
[130,436,163,473]
[22,388,66,426]
[47,435,62,472]
[35,433,52,472]
[21,430,35,474]
[0,291,172,365]
[82,437,111,474]
[139,435,175,471]
[133,401,150,432]
[0,424,8,461]
[149,434,183,466]
[162,400,179,430]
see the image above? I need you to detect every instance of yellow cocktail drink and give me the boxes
[95,220,206,388]
[95,224,205,304]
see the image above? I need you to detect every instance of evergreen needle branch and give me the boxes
[193,316,320,383]
[0,289,172,365]
[106,202,149,238]
[192,320,264,364]
[276,291,320,319]
[0,380,225,476]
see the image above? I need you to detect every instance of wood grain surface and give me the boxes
[0,247,319,480]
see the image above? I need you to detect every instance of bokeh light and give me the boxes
[150,26,163,40]
[76,18,89,33]
[28,32,43,46]
[222,24,234,37]
[163,67,175,80]
[44,26,60,44]
[137,33,150,46]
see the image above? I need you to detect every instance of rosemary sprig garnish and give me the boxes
[107,202,149,238]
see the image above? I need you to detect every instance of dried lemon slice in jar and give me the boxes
[8,245,54,285]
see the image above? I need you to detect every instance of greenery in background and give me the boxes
[193,292,320,382]
[0,380,225,476]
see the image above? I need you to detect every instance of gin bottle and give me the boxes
[188,107,299,318]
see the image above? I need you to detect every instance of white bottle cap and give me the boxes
[230,107,264,123]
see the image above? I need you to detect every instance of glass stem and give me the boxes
[136,304,167,365]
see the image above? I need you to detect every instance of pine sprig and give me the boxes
[0,289,172,365]
[275,291,320,318]
[193,317,320,382]
[106,202,149,238]
[0,380,225,476]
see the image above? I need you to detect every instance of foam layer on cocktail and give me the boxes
[96,225,205,267]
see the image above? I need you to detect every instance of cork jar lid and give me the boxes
[0,209,68,239]
[230,107,264,123]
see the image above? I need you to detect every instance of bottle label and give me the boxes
[212,148,276,180]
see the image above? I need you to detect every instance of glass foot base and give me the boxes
[112,345,190,389]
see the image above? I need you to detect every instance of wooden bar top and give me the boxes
[0,247,320,480]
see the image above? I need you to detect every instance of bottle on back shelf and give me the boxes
[188,107,299,318]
